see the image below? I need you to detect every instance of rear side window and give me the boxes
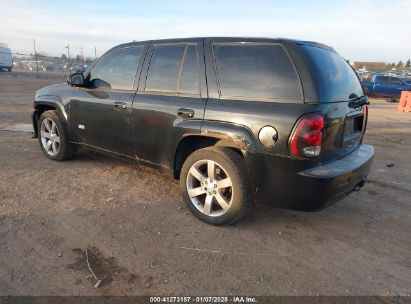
[300,45,363,102]
[145,44,200,95]
[213,44,302,101]
[89,46,143,90]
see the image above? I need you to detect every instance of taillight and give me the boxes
[362,104,368,134]
[289,113,325,157]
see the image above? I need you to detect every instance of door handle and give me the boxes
[177,108,194,118]
[114,102,127,110]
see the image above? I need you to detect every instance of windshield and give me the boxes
[300,44,364,102]
[0,47,11,54]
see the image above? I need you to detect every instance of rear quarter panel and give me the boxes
[202,38,323,192]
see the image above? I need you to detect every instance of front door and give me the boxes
[70,45,147,156]
[130,40,207,169]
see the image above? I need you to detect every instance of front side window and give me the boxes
[376,76,390,84]
[145,44,200,95]
[214,44,302,100]
[89,46,143,90]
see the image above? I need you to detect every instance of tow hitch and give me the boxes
[354,178,367,191]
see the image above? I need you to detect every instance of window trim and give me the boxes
[211,42,304,102]
[86,45,145,92]
[143,43,201,97]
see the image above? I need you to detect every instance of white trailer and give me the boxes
[0,43,13,72]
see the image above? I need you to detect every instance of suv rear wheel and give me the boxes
[38,110,77,161]
[180,147,252,225]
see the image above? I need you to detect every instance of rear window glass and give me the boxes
[300,45,363,102]
[179,45,199,95]
[214,44,302,101]
[145,44,200,95]
[145,44,185,92]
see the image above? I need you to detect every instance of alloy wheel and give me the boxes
[186,159,233,217]
[40,118,60,156]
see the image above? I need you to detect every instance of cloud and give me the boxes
[1,0,410,61]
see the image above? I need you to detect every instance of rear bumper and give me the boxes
[296,144,374,210]
[254,144,374,211]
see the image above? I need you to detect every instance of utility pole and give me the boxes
[94,46,97,59]
[65,44,71,68]
[33,39,39,76]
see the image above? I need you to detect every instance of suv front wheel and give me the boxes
[38,110,77,161]
[180,147,252,225]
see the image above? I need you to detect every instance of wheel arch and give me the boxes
[174,135,250,178]
[33,97,70,138]
[175,136,259,183]
[173,120,262,190]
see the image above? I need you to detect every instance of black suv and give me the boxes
[32,37,373,225]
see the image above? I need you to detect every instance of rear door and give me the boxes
[70,45,147,156]
[130,40,207,169]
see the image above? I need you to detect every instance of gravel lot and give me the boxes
[0,70,410,296]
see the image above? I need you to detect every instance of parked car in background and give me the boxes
[32,37,373,225]
[19,60,46,71]
[0,43,13,72]
[70,63,89,74]
[362,75,411,99]
[42,62,57,71]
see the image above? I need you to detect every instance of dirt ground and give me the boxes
[0,70,410,296]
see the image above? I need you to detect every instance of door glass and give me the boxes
[214,44,302,100]
[179,45,200,95]
[378,76,390,83]
[145,44,185,92]
[89,46,143,90]
[390,78,402,85]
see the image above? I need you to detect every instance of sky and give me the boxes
[1,0,410,62]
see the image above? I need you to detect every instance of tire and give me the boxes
[180,147,253,225]
[38,110,77,161]
[7,68,12,72]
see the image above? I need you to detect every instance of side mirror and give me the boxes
[68,73,85,87]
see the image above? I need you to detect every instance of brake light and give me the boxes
[362,104,368,133]
[363,104,368,117]
[289,113,325,157]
